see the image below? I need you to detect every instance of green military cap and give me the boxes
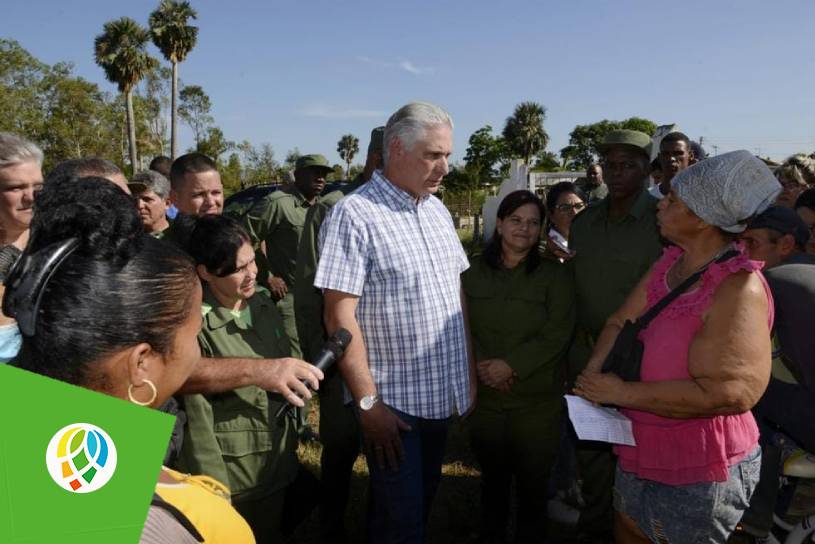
[295,154,333,172]
[368,126,385,155]
[597,129,652,159]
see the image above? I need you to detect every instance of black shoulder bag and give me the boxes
[601,249,739,382]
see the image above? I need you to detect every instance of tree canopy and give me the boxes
[560,117,657,170]
[502,102,549,165]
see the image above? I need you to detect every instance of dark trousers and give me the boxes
[740,378,815,535]
[575,440,615,543]
[468,397,561,543]
[319,371,361,542]
[363,406,449,544]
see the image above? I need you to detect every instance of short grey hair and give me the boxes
[0,132,43,169]
[382,101,453,165]
[131,170,171,199]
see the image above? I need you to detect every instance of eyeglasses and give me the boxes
[555,202,586,212]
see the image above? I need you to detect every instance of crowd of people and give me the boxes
[0,102,814,544]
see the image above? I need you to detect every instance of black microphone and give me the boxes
[275,328,353,420]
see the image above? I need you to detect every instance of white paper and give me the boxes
[565,395,636,446]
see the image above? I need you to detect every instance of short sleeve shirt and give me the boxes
[314,171,470,419]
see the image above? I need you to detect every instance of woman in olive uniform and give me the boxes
[177,215,305,543]
[464,190,575,543]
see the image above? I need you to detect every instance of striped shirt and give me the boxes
[314,171,470,419]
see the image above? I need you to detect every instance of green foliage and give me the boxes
[94,18,158,94]
[0,39,127,171]
[327,164,345,182]
[283,148,301,170]
[94,17,158,169]
[443,164,479,194]
[463,125,510,187]
[148,0,198,64]
[560,117,658,170]
[178,84,213,145]
[238,141,279,186]
[221,152,243,195]
[195,126,233,161]
[532,150,563,171]
[502,102,549,165]
[337,134,359,176]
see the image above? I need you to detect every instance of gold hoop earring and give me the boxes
[128,379,157,406]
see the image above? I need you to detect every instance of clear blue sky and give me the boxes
[3,0,814,166]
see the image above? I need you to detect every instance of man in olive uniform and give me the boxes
[293,127,384,542]
[583,164,608,204]
[244,154,331,359]
[568,130,663,543]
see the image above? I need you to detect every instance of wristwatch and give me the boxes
[358,394,380,411]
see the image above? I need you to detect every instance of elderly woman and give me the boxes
[575,150,780,544]
[5,178,254,543]
[541,181,585,260]
[774,153,815,208]
[464,190,575,543]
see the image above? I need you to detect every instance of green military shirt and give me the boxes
[462,254,576,409]
[567,188,662,379]
[177,285,298,500]
[293,180,365,362]
[243,185,313,288]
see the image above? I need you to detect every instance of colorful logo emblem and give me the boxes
[45,423,117,493]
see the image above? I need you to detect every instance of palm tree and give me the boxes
[149,0,198,160]
[94,17,158,171]
[502,102,549,165]
[337,134,359,177]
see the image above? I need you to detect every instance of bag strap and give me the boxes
[636,248,740,329]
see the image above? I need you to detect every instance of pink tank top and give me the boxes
[614,245,773,485]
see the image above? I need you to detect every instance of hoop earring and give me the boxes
[128,379,158,406]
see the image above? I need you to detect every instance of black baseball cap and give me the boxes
[748,205,810,248]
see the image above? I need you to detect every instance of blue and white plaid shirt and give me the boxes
[314,171,471,419]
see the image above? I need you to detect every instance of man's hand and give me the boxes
[359,403,412,471]
[267,276,288,299]
[250,357,324,406]
[477,359,516,390]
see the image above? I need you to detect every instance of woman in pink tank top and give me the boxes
[575,150,782,544]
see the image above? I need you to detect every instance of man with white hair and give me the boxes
[128,170,172,237]
[316,101,475,541]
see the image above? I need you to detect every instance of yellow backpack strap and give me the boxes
[150,493,205,542]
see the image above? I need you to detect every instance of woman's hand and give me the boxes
[574,370,624,405]
[477,359,516,391]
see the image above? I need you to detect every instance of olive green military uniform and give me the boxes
[244,184,315,359]
[177,285,299,542]
[463,254,575,542]
[292,180,364,540]
[567,187,662,542]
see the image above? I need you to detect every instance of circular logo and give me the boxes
[45,423,117,493]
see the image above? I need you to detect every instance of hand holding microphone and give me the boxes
[275,328,352,419]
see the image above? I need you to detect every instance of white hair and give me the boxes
[382,101,453,165]
[0,132,43,169]
[131,169,171,199]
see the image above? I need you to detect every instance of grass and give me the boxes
[291,400,483,543]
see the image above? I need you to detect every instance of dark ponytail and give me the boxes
[6,177,197,388]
